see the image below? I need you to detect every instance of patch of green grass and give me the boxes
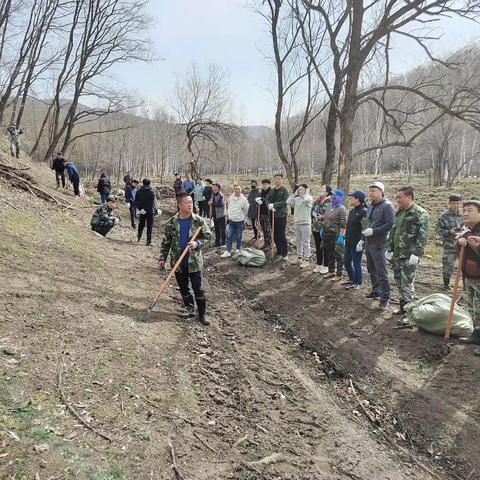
[99,466,123,479]
[34,429,51,441]
[93,361,106,375]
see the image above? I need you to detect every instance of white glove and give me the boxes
[255,197,263,205]
[137,208,146,215]
[356,240,364,252]
[385,251,393,261]
[408,254,419,266]
[268,203,274,211]
[362,227,373,237]
[126,203,130,208]
[114,218,119,225]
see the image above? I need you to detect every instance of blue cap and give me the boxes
[332,189,344,197]
[349,189,366,202]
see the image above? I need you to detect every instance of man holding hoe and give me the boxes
[158,193,212,325]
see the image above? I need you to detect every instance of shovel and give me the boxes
[209,204,214,228]
[271,211,275,257]
[255,204,261,249]
[441,244,465,355]
[142,226,203,322]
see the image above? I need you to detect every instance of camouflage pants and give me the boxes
[391,257,418,305]
[465,278,480,332]
[10,139,20,158]
[260,214,271,246]
[442,246,457,279]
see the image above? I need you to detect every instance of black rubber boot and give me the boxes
[196,297,210,325]
[394,300,405,316]
[443,276,451,292]
[460,329,480,346]
[179,295,195,319]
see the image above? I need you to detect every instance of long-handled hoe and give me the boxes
[271,211,275,258]
[441,244,465,356]
[142,227,203,322]
[256,204,261,249]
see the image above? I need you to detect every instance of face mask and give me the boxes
[251,185,256,190]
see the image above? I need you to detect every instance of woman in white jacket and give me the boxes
[221,184,250,257]
[286,184,313,267]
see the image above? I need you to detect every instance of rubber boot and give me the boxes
[179,295,195,319]
[443,276,451,292]
[196,297,210,325]
[460,329,480,345]
[394,300,405,316]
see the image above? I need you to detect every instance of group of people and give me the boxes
[51,152,81,197]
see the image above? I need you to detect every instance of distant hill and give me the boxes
[243,125,274,139]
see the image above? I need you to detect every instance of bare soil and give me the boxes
[1,153,479,480]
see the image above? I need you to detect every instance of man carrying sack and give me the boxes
[158,193,212,325]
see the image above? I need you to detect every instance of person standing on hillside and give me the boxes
[159,193,212,325]
[194,178,207,217]
[221,184,249,258]
[255,179,272,251]
[173,173,184,196]
[247,180,260,243]
[387,187,429,323]
[90,195,118,237]
[362,181,395,311]
[7,124,23,158]
[125,179,139,228]
[97,173,111,204]
[265,173,289,260]
[286,184,313,267]
[312,186,332,274]
[136,178,156,246]
[322,189,347,279]
[344,190,368,289]
[51,152,66,189]
[458,200,480,356]
[203,178,213,218]
[183,173,196,212]
[436,194,463,291]
[64,159,81,198]
[208,183,227,247]
[123,172,133,190]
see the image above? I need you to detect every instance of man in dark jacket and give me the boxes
[123,172,133,189]
[265,174,289,259]
[173,173,184,196]
[125,179,139,228]
[344,190,367,290]
[256,179,272,250]
[91,195,118,236]
[361,181,395,310]
[64,160,81,198]
[52,152,66,189]
[97,173,111,203]
[203,179,213,217]
[135,178,156,246]
[247,180,260,242]
[208,183,227,246]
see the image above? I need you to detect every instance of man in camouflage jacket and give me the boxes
[436,194,463,290]
[7,124,23,158]
[388,187,429,321]
[90,196,118,237]
[158,194,212,325]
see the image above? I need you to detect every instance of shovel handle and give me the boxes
[271,211,275,257]
[444,244,465,341]
[256,204,260,249]
[149,226,203,310]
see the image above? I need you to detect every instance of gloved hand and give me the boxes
[114,218,119,225]
[126,203,130,208]
[255,197,263,205]
[408,253,419,266]
[362,227,373,237]
[385,251,393,261]
[319,228,324,239]
[268,203,274,211]
[312,212,318,219]
[336,234,345,246]
[356,240,364,252]
[138,208,146,215]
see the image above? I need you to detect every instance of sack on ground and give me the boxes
[405,293,473,337]
[233,248,266,267]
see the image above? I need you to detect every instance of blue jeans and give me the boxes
[226,220,245,251]
[344,246,363,285]
[100,193,108,203]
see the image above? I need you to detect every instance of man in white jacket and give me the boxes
[222,184,249,257]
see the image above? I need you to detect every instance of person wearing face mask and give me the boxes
[286,184,313,267]
[322,189,347,279]
[312,185,332,274]
[247,180,261,242]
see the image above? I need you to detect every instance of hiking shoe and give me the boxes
[319,266,329,274]
[289,257,301,265]
[378,300,389,311]
[342,280,352,286]
[365,292,380,300]
[221,251,231,258]
[346,283,358,290]
[313,265,322,273]
[300,259,309,268]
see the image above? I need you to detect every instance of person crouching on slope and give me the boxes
[90,195,118,237]
[158,194,212,325]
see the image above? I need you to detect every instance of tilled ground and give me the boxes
[0,162,478,479]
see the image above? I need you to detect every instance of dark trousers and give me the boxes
[198,200,208,217]
[175,270,204,300]
[365,241,390,300]
[214,217,226,246]
[91,225,112,237]
[55,170,65,188]
[344,246,363,285]
[72,179,80,196]
[100,193,109,203]
[312,230,329,266]
[129,204,136,227]
[250,217,258,239]
[138,212,154,244]
[190,193,197,213]
[324,229,343,275]
[273,215,288,256]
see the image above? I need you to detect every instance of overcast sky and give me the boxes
[113,0,480,126]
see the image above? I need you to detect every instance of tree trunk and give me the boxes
[322,78,341,185]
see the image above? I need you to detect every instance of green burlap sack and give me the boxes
[233,248,266,267]
[405,293,473,337]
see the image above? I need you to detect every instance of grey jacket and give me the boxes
[365,197,395,245]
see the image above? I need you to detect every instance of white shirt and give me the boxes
[227,194,249,222]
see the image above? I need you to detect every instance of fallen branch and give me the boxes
[232,433,249,449]
[167,439,185,480]
[1,199,18,210]
[349,379,379,425]
[193,431,218,453]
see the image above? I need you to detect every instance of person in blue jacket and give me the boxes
[63,159,81,197]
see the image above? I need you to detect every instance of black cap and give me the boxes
[449,194,462,202]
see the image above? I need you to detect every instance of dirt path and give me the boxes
[0,170,474,479]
